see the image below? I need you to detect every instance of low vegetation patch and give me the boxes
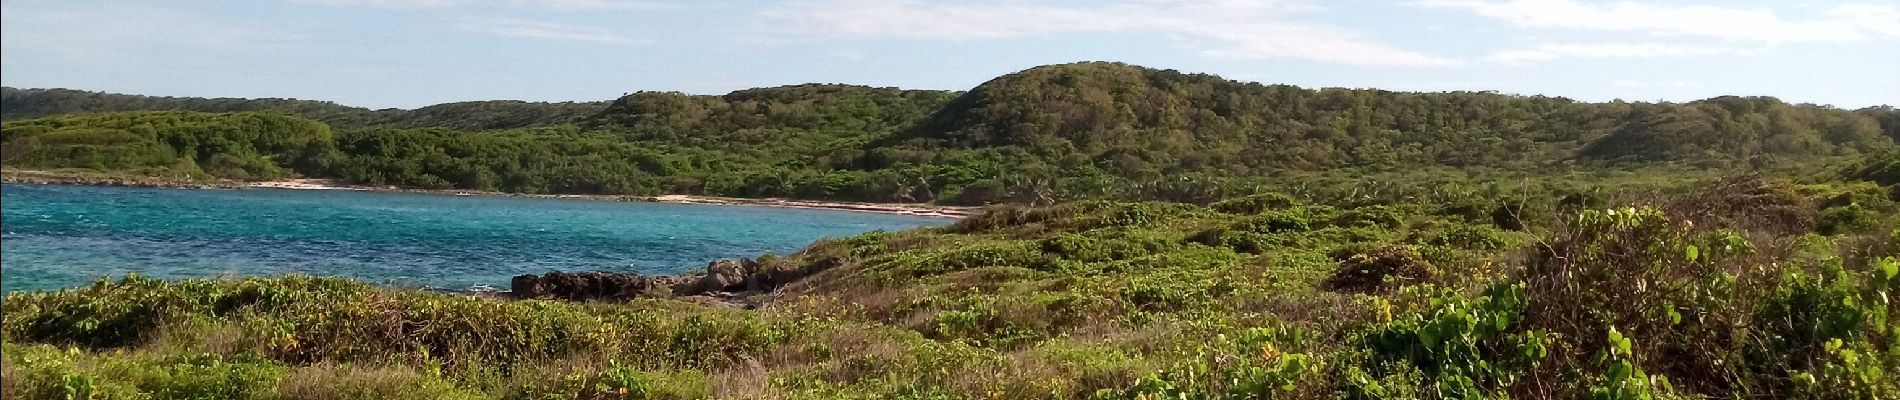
[5,176,1898,399]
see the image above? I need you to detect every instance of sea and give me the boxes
[0,183,950,293]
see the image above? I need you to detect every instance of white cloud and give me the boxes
[1415,0,1900,44]
[454,17,640,43]
[1487,42,1745,64]
[511,0,676,10]
[1,3,296,62]
[762,0,1458,66]
[292,0,469,9]
[294,0,673,10]
[1613,79,1705,89]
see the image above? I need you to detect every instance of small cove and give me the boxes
[0,183,950,292]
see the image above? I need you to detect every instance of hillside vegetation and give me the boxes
[4,174,1897,399]
[0,87,608,131]
[3,62,1897,398]
[0,111,334,180]
[5,62,1897,204]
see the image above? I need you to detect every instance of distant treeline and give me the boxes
[4,62,1897,204]
[0,87,608,131]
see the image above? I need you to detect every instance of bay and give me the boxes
[0,184,949,292]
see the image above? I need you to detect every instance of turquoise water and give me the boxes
[0,184,949,292]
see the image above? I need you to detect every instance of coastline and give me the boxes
[1,169,976,218]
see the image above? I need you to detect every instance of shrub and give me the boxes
[1211,192,1298,214]
[1334,206,1405,229]
[1234,210,1316,233]
[1818,204,1880,235]
[1323,246,1434,294]
[1358,284,1547,399]
[1750,259,1899,398]
[1420,224,1515,251]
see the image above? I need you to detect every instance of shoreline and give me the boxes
[1,170,976,218]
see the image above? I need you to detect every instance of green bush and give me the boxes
[1358,284,1546,398]
[1211,192,1298,214]
[1818,204,1881,235]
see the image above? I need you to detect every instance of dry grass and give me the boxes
[143,320,252,356]
[277,362,483,400]
[0,358,20,400]
[708,358,773,399]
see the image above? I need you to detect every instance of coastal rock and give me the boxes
[508,257,820,303]
[675,259,751,296]
[510,271,681,301]
[510,274,551,298]
[732,257,827,291]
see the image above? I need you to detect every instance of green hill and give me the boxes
[0,111,335,180]
[3,62,1895,204]
[1,87,384,128]
[0,87,606,131]
[874,62,1887,174]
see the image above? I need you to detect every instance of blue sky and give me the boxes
[2,0,1895,109]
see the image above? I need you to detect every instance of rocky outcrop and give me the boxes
[509,271,684,301]
[1,170,238,189]
[508,256,847,304]
[674,259,751,295]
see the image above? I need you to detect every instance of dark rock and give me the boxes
[675,259,750,296]
[765,264,802,287]
[511,271,683,301]
[508,257,826,303]
[510,274,549,298]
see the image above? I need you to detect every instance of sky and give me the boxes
[2,0,1896,110]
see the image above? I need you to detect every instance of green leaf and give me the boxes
[1419,327,1440,348]
[1607,360,1633,382]
[1280,355,1307,375]
[1791,372,1816,386]
[1607,327,1631,356]
[1683,245,1699,262]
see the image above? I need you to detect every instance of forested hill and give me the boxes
[1,87,377,126]
[0,87,608,131]
[880,62,1894,171]
[4,62,1897,204]
[582,84,958,157]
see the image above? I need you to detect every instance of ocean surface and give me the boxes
[0,184,950,292]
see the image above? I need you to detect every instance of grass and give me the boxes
[4,176,1898,399]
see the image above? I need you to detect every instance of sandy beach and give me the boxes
[245,178,360,190]
[242,180,977,218]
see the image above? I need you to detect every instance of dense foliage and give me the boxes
[1,87,606,131]
[6,63,1896,204]
[5,61,1897,399]
[5,174,1897,399]
[0,111,335,180]
[1849,150,1900,186]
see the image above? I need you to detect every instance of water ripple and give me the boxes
[1,184,947,292]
